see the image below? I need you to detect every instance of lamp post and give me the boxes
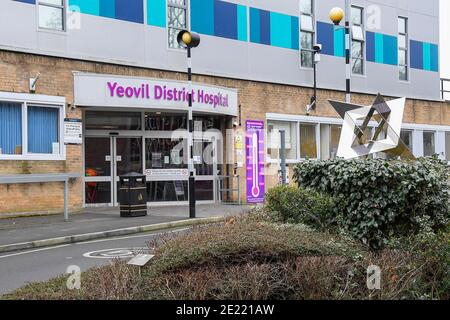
[307,44,322,113]
[329,1,351,103]
[177,30,201,218]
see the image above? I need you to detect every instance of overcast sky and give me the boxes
[440,0,449,79]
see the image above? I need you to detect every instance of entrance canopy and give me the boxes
[73,72,238,117]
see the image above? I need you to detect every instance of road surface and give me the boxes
[0,228,187,295]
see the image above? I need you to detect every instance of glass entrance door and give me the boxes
[84,136,143,206]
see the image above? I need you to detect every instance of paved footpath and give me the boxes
[0,205,249,247]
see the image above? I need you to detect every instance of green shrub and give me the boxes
[265,185,336,229]
[293,157,450,250]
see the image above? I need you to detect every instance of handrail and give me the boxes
[0,173,80,221]
[216,175,241,205]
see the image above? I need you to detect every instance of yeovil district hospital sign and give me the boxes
[73,72,238,117]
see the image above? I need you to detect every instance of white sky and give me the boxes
[440,0,450,79]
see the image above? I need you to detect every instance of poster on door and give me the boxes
[246,120,265,204]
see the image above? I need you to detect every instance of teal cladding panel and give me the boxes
[147,0,166,27]
[191,0,214,36]
[237,5,247,41]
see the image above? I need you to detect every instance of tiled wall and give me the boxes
[249,7,299,50]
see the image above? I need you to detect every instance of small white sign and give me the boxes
[64,118,82,145]
[127,254,154,267]
[145,169,189,177]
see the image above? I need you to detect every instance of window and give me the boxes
[0,102,22,155]
[28,106,60,154]
[398,17,409,81]
[446,132,450,161]
[267,121,298,161]
[38,0,65,31]
[351,6,364,75]
[300,123,317,159]
[0,96,64,160]
[320,124,342,160]
[400,130,413,151]
[300,0,315,68]
[423,131,436,156]
[167,0,187,49]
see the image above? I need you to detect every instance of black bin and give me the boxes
[119,172,147,217]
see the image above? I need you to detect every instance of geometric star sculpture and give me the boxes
[328,94,415,160]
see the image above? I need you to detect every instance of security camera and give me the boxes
[313,44,322,53]
[233,121,240,128]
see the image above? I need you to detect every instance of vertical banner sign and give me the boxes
[246,120,265,203]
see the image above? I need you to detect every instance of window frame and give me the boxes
[266,120,300,163]
[0,92,66,161]
[299,0,315,69]
[37,0,66,32]
[398,16,409,82]
[167,0,189,50]
[350,6,365,76]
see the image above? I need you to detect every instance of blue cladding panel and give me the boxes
[410,40,423,70]
[27,107,59,154]
[115,0,143,23]
[147,0,166,27]
[15,0,35,4]
[250,8,260,43]
[366,31,375,62]
[214,0,237,40]
[317,22,334,56]
[0,103,22,155]
[259,10,271,45]
[291,16,299,50]
[191,0,214,36]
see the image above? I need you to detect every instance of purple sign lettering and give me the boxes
[106,81,229,109]
[246,120,265,204]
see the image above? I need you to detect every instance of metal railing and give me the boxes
[0,173,80,221]
[441,78,450,101]
[216,175,241,205]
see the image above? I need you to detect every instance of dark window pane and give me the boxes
[195,180,214,201]
[85,137,111,177]
[423,132,435,156]
[352,58,363,74]
[147,181,188,202]
[85,182,111,204]
[399,66,408,81]
[85,111,142,130]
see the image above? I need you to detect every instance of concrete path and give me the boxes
[0,205,249,248]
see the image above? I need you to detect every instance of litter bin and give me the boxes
[119,172,147,217]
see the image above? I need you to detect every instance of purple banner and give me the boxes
[246,120,265,204]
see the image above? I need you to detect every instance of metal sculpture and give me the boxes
[329,94,415,160]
